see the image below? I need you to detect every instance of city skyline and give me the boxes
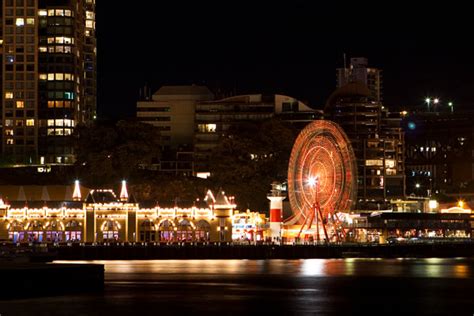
[97,2,474,119]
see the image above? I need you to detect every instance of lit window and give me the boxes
[56,73,64,80]
[198,124,217,133]
[26,119,34,126]
[47,101,55,108]
[385,159,396,168]
[365,159,383,166]
[64,119,75,127]
[5,129,14,136]
[47,119,55,126]
[39,74,47,80]
[55,119,64,126]
[47,128,56,135]
[16,101,24,108]
[15,18,25,27]
[38,10,47,16]
[16,120,24,127]
[64,10,72,17]
[64,92,74,100]
[48,9,55,16]
[86,11,94,19]
[5,92,14,99]
[26,18,34,25]
[47,73,54,80]
[55,9,64,16]
[85,20,94,29]
[6,139,14,145]
[5,120,13,127]
[39,46,47,52]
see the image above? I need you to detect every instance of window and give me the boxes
[6,139,14,145]
[85,20,94,29]
[38,10,47,16]
[26,119,34,126]
[86,11,94,19]
[5,120,14,127]
[198,124,217,133]
[26,18,35,25]
[39,74,47,80]
[365,159,383,166]
[5,92,14,99]
[5,129,14,136]
[15,18,25,27]
[16,101,24,108]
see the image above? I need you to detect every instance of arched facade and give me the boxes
[0,189,237,243]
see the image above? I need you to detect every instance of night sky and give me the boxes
[96,2,474,119]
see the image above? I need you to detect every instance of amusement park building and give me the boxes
[325,82,405,208]
[0,182,242,243]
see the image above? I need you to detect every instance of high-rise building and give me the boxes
[1,0,96,165]
[325,82,405,208]
[337,57,382,103]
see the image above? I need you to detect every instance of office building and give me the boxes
[194,94,321,173]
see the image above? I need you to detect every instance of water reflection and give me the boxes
[54,258,474,279]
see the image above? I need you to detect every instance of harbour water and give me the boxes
[2,258,474,315]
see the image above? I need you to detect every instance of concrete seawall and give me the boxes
[52,242,474,260]
[0,263,104,299]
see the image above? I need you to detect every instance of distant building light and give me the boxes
[196,172,210,179]
[429,200,438,210]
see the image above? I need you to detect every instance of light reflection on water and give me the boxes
[53,258,474,279]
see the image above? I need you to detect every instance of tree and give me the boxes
[208,118,297,212]
[74,120,161,186]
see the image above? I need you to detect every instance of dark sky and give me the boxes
[96,2,474,119]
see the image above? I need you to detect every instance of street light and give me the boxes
[425,98,431,111]
[448,101,454,113]
[415,183,420,189]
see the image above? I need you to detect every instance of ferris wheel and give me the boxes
[286,120,357,242]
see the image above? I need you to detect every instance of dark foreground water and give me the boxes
[2,258,474,315]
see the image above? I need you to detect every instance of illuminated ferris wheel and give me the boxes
[286,120,357,242]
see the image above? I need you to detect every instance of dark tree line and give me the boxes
[74,118,297,212]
